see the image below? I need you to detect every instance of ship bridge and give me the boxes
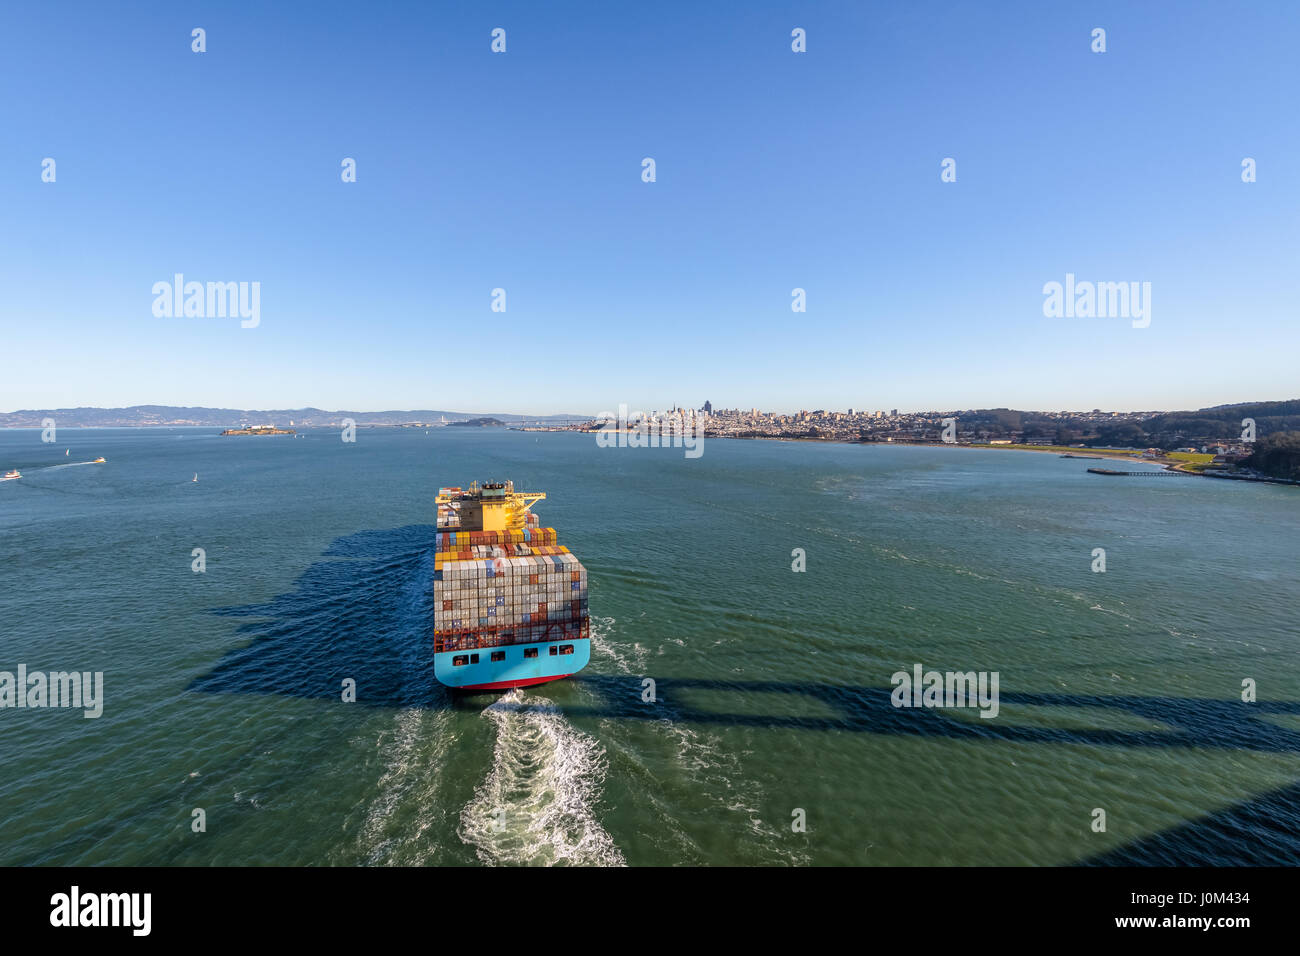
[436,479,545,532]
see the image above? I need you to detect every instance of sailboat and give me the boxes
[192,473,198,482]
[65,449,69,456]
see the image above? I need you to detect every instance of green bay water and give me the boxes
[1,427,1298,866]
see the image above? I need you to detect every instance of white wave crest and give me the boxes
[589,615,648,675]
[359,707,456,865]
[357,548,455,865]
[459,690,625,866]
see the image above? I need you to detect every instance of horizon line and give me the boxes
[3,398,1297,419]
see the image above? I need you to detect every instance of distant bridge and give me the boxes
[507,420,592,427]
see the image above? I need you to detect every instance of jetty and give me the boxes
[1087,467,1193,477]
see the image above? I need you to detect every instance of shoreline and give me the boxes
[714,433,1161,463]
[708,434,1297,485]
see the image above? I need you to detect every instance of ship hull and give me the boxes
[433,638,590,691]
[454,674,574,692]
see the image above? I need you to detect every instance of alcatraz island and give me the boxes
[219,424,295,436]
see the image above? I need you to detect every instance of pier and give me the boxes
[1086,467,1193,477]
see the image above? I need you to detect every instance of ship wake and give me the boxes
[357,706,458,865]
[459,690,625,866]
[355,548,459,864]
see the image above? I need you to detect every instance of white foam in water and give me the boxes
[589,613,780,857]
[459,690,625,866]
[360,707,457,865]
[359,549,457,865]
[589,615,647,674]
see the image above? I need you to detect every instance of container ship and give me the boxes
[432,481,590,691]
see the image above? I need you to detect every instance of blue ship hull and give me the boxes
[434,638,591,691]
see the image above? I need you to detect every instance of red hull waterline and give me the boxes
[457,673,573,692]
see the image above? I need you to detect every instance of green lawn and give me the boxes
[1165,451,1219,472]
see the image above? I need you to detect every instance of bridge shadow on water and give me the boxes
[1076,779,1300,865]
[190,525,1300,864]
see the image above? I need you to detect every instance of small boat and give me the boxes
[2,470,20,481]
[92,457,106,464]
[192,474,198,482]
[65,449,69,456]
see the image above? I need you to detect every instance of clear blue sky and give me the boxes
[2,1,1296,415]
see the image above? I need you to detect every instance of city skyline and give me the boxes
[3,1,1297,413]
[2,395,1294,429]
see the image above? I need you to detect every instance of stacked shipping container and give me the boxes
[433,495,589,654]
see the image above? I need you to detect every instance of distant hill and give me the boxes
[0,405,591,428]
[1245,431,1300,480]
[1078,400,1300,448]
[447,417,506,427]
[854,399,1298,446]
[1139,400,1300,444]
